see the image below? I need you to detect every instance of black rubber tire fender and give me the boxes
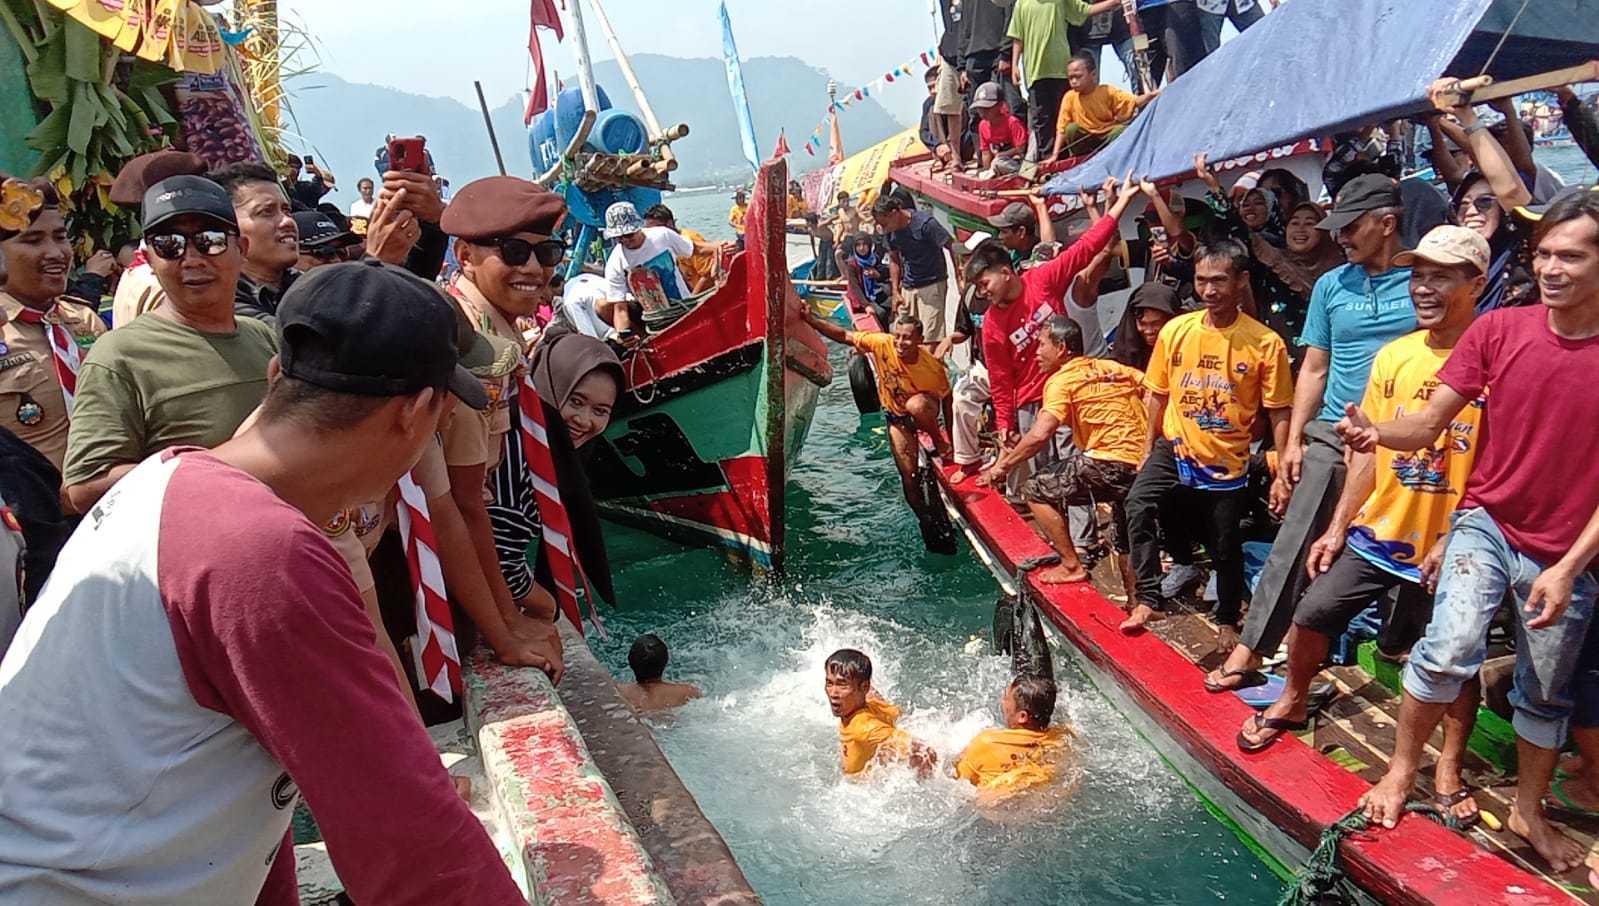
[847,352,881,415]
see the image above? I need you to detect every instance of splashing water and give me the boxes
[589,345,1280,904]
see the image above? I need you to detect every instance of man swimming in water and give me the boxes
[618,633,703,713]
[824,649,937,778]
[953,675,1074,793]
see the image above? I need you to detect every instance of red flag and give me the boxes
[523,0,566,123]
[771,129,791,159]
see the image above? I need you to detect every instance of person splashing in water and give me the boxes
[618,633,702,713]
[952,675,1076,794]
[824,649,937,779]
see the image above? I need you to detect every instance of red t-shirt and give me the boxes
[979,112,1029,156]
[980,215,1119,433]
[1437,305,1599,566]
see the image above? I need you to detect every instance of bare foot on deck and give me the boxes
[1359,771,1414,828]
[1507,802,1591,873]
[950,467,976,485]
[453,775,473,803]
[1554,773,1599,813]
[1120,603,1158,633]
[1036,564,1090,584]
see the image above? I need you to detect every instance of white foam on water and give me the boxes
[630,592,1273,904]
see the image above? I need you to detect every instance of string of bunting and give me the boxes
[802,47,936,156]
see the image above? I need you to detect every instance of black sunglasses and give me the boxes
[147,228,235,260]
[484,236,565,268]
[1456,195,1497,214]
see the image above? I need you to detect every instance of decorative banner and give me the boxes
[719,1,761,171]
[802,47,935,157]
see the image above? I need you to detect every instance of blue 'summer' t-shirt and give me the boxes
[1300,263,1416,423]
[886,210,952,289]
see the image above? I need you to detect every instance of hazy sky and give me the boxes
[274,0,963,127]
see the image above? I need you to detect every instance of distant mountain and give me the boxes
[282,54,907,208]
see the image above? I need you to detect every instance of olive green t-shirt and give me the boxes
[1007,0,1095,85]
[62,315,277,486]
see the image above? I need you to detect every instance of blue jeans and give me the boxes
[1403,507,1599,750]
[1198,1,1264,54]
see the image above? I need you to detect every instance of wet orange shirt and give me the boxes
[839,699,911,775]
[953,725,1074,792]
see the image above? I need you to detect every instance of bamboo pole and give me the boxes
[585,0,663,139]
[474,80,507,176]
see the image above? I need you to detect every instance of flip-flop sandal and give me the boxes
[1204,667,1268,694]
[1235,677,1337,711]
[1237,713,1310,754]
[1017,553,1063,572]
[1545,777,1599,819]
[1434,787,1481,830]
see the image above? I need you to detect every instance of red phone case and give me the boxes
[388,138,427,173]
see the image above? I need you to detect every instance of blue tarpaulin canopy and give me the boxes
[1044,0,1599,195]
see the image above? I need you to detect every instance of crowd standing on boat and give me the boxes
[0,0,1598,900]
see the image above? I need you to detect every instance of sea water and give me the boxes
[587,345,1282,905]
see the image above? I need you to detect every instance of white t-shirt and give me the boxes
[562,273,615,340]
[604,226,695,307]
[349,198,375,220]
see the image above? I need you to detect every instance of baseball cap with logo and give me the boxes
[1392,224,1491,273]
[603,201,646,239]
[1316,173,1403,233]
[292,210,360,251]
[276,259,488,410]
[970,82,1003,110]
[141,175,238,233]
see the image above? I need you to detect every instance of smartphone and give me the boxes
[1149,225,1168,243]
[387,136,428,174]
[304,154,313,165]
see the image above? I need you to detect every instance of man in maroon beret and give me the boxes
[109,150,207,327]
[438,176,571,631]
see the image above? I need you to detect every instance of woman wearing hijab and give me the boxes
[493,328,626,628]
[842,233,892,327]
[1249,201,1346,370]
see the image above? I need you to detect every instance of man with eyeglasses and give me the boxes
[62,176,276,513]
[1205,174,1416,691]
[439,176,570,623]
[292,209,365,271]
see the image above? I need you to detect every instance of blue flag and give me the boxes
[719,2,760,172]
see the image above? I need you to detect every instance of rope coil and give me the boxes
[1278,802,1466,906]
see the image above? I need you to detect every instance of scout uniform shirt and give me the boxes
[849,331,952,416]
[1144,310,1294,490]
[109,256,164,327]
[447,276,521,471]
[953,725,1075,792]
[0,292,106,470]
[1345,331,1483,581]
[839,697,912,775]
[1040,357,1148,466]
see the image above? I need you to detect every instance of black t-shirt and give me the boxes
[960,0,1013,57]
[886,211,953,289]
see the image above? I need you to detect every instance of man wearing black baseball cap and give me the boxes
[62,175,278,513]
[108,149,208,326]
[292,209,363,271]
[0,259,524,904]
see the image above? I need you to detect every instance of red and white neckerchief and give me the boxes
[394,470,462,701]
[517,374,587,635]
[12,305,82,413]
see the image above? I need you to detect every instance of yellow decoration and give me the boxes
[828,129,928,210]
[113,0,148,52]
[47,0,131,41]
[168,1,223,74]
[135,0,178,64]
[0,180,46,234]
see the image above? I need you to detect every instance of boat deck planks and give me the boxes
[1072,515,1599,902]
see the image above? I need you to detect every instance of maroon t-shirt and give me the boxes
[1437,305,1599,566]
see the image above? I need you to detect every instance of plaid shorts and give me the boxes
[1023,449,1138,553]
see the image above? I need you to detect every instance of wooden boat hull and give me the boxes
[584,161,831,572]
[932,467,1570,905]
